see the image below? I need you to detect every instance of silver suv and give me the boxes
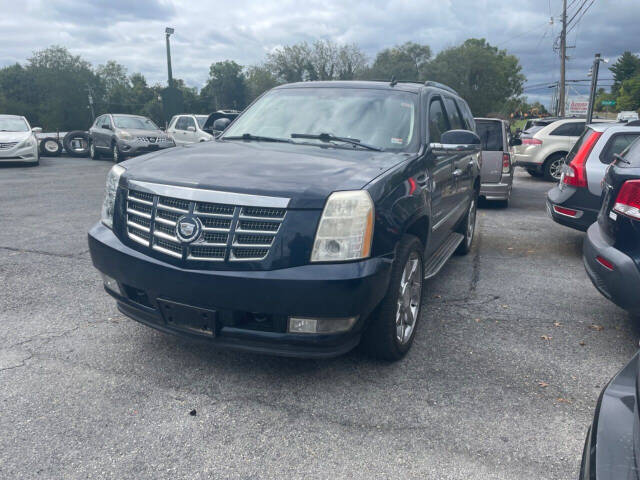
[89,114,175,162]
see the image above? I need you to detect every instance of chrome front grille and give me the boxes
[0,142,18,150]
[125,187,287,262]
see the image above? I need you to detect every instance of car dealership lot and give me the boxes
[1,157,638,479]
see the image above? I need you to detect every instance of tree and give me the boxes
[245,65,279,103]
[617,74,640,112]
[201,60,247,110]
[265,40,367,83]
[610,51,640,94]
[367,42,431,81]
[96,60,131,113]
[425,38,524,116]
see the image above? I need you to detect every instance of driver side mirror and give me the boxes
[32,127,42,134]
[509,137,522,147]
[430,129,482,156]
[212,118,231,132]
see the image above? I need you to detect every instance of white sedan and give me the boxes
[0,114,41,165]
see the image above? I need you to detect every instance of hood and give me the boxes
[0,131,31,143]
[121,140,409,208]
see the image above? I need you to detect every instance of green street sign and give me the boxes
[601,100,616,106]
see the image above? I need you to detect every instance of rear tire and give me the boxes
[543,153,565,182]
[362,235,424,361]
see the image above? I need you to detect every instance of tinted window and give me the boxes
[565,127,593,164]
[550,122,585,137]
[428,98,450,143]
[476,121,504,151]
[601,133,640,164]
[622,137,640,167]
[443,97,464,130]
[456,99,474,131]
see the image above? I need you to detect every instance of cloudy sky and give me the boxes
[2,0,639,107]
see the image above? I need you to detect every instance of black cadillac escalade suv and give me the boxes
[88,80,481,361]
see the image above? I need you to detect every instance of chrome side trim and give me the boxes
[433,201,467,230]
[128,180,290,208]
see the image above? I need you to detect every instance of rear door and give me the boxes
[475,119,504,184]
[183,116,197,143]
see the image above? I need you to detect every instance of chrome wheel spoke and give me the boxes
[395,251,423,345]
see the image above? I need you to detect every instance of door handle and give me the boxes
[453,169,463,177]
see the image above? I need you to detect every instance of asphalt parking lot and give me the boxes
[1,156,638,479]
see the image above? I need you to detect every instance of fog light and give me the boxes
[100,273,121,295]
[288,316,358,334]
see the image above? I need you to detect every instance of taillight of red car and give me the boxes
[562,131,603,188]
[613,180,640,220]
[502,153,511,174]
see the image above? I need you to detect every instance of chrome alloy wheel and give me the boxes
[466,198,477,248]
[549,157,564,180]
[395,252,423,344]
[44,140,59,153]
[112,144,119,163]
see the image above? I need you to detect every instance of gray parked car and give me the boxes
[475,118,515,206]
[89,114,175,162]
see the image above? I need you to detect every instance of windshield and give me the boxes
[113,115,158,130]
[0,117,29,132]
[195,115,208,128]
[223,87,418,152]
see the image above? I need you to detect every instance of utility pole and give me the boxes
[87,85,95,121]
[586,53,607,124]
[558,0,567,117]
[165,27,174,88]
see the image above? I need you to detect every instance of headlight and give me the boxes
[311,190,374,262]
[17,136,37,148]
[116,130,133,140]
[101,165,126,229]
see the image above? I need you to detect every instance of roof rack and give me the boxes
[423,81,459,96]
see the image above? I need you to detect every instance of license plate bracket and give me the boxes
[157,299,217,337]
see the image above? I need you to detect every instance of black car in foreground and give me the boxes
[579,352,640,479]
[583,138,640,315]
[88,80,481,360]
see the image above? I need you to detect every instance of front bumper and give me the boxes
[0,142,38,163]
[583,222,640,315]
[117,139,174,157]
[88,223,393,358]
[546,184,599,232]
[579,352,639,480]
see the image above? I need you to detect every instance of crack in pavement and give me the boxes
[0,245,90,259]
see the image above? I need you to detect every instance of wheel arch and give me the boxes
[403,214,430,249]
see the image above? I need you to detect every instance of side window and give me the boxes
[551,122,584,136]
[475,121,504,151]
[456,99,475,131]
[428,97,450,143]
[93,115,103,128]
[175,117,187,130]
[101,116,112,129]
[183,117,196,130]
[443,97,465,130]
[600,133,640,164]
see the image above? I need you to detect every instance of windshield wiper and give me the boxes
[291,132,382,152]
[224,133,292,143]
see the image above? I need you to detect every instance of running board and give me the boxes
[424,232,464,279]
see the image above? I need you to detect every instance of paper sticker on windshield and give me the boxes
[391,137,404,144]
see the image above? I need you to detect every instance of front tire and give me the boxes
[111,143,124,163]
[362,235,424,361]
[455,193,478,255]
[89,142,101,160]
